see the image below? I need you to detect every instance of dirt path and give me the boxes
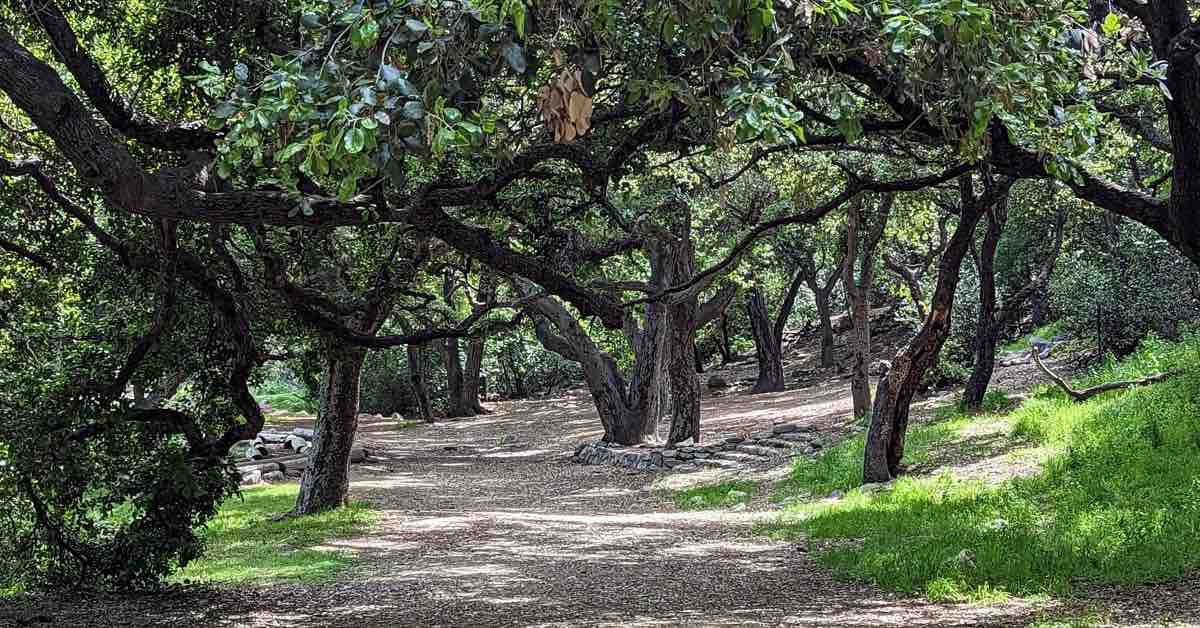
[8,343,1194,627]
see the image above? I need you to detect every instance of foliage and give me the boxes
[673,481,758,510]
[172,484,376,585]
[762,335,1200,602]
[1049,220,1200,357]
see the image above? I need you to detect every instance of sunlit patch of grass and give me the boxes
[673,481,757,510]
[759,334,1200,603]
[770,395,1002,502]
[172,484,375,585]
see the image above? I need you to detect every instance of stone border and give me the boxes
[573,422,824,472]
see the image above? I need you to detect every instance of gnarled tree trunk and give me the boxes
[864,176,1012,482]
[406,343,433,421]
[963,198,1008,408]
[442,337,475,418]
[747,286,785,393]
[843,194,893,417]
[294,343,367,515]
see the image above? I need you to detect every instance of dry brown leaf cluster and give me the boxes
[538,67,593,143]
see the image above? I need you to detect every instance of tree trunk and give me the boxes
[716,314,734,366]
[406,343,433,422]
[462,335,490,414]
[864,177,1010,482]
[963,200,1007,408]
[443,337,475,418]
[523,284,657,445]
[294,343,366,515]
[815,289,836,368]
[747,287,785,393]
[843,195,886,418]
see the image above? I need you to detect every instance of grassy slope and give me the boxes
[173,484,376,585]
[758,335,1200,603]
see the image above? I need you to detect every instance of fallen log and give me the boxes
[1032,349,1178,402]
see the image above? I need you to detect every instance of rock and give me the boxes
[239,469,262,485]
[777,432,809,442]
[956,549,977,569]
[772,423,799,435]
[729,503,747,512]
[706,375,730,389]
[861,481,893,494]
[391,412,402,420]
[728,490,749,500]
[292,427,315,439]
[284,435,308,451]
[677,452,695,461]
[662,450,678,458]
[751,431,774,441]
[261,470,285,483]
[245,443,269,461]
[724,436,745,445]
[675,437,695,447]
[829,490,844,499]
[693,452,711,459]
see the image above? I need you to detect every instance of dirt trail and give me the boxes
[8,338,1194,627]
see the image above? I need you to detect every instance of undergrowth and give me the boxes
[760,334,1200,603]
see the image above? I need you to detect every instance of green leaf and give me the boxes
[276,142,306,162]
[402,101,425,120]
[1102,13,1121,37]
[213,102,238,119]
[501,42,527,74]
[337,176,358,201]
[234,63,249,83]
[344,127,366,154]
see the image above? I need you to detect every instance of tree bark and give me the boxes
[843,194,893,417]
[716,314,734,366]
[462,336,489,414]
[813,286,836,368]
[442,337,475,418]
[864,176,1011,483]
[294,343,366,515]
[523,283,658,445]
[406,343,433,421]
[963,198,1008,409]
[747,286,785,393]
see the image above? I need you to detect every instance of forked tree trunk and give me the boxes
[523,283,658,445]
[864,176,1011,482]
[406,343,433,421]
[747,287,785,393]
[294,343,367,515]
[963,201,1007,408]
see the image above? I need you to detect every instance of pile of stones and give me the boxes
[573,421,824,472]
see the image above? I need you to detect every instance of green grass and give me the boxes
[759,334,1200,603]
[256,389,317,414]
[172,484,376,585]
[771,391,1012,502]
[1001,321,1067,353]
[674,481,758,510]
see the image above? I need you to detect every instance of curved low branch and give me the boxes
[1031,349,1178,402]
